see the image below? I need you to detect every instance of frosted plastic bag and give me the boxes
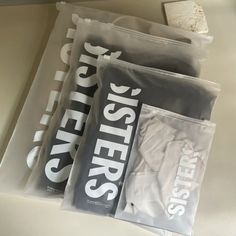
[68,18,207,78]
[112,16,213,48]
[63,2,212,49]
[115,104,216,236]
[62,56,219,217]
[25,16,209,197]
[73,2,213,48]
[0,2,128,194]
[0,0,210,195]
[1,0,195,195]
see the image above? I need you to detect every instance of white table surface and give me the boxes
[0,1,235,236]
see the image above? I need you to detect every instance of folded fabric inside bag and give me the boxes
[62,56,219,222]
[115,103,216,236]
[0,2,219,236]
[25,16,209,197]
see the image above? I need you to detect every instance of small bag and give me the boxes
[115,104,216,236]
[62,56,219,219]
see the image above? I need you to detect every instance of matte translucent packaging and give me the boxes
[108,15,213,48]
[0,2,124,194]
[73,1,213,48]
[115,103,216,236]
[25,16,210,197]
[0,0,211,195]
[62,56,219,220]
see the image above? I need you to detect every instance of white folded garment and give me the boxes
[116,104,216,236]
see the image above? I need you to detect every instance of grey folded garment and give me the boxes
[116,104,216,236]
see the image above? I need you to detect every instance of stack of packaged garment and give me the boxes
[0,2,220,236]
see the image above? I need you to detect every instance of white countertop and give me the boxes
[0,1,235,236]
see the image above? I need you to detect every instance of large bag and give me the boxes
[0,3,127,194]
[2,1,206,194]
[62,56,219,218]
[25,17,209,197]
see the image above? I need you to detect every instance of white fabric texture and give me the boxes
[115,104,216,236]
[125,118,192,219]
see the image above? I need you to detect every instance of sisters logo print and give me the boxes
[39,43,121,193]
[73,82,142,215]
